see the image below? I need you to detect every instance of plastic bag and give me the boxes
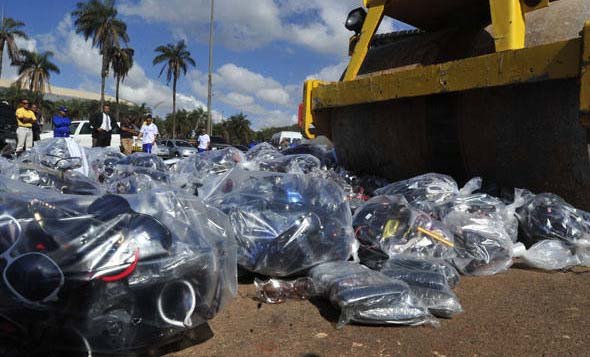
[379,257,462,318]
[245,142,283,161]
[0,188,237,354]
[85,147,125,183]
[516,191,590,249]
[172,147,244,196]
[15,164,104,195]
[204,168,356,277]
[106,153,170,194]
[282,142,337,169]
[240,154,321,174]
[443,210,513,276]
[18,138,90,176]
[309,262,436,328]
[310,169,369,212]
[513,240,581,270]
[254,277,315,304]
[375,174,481,217]
[352,195,455,269]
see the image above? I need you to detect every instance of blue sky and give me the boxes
[2,0,401,129]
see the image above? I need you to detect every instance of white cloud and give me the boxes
[220,92,255,107]
[306,60,348,81]
[120,0,395,56]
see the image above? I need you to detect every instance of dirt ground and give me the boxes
[167,266,590,357]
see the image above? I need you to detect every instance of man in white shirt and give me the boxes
[197,128,210,153]
[138,114,159,154]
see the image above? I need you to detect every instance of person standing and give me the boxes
[120,115,137,155]
[90,104,118,147]
[52,106,71,138]
[138,114,158,154]
[15,99,36,153]
[197,128,210,153]
[31,104,42,144]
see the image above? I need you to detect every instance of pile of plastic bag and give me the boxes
[2,136,590,350]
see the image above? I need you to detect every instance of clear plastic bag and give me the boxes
[375,173,481,217]
[245,142,283,161]
[19,138,90,176]
[15,164,104,195]
[106,153,171,194]
[254,277,315,304]
[352,195,456,269]
[309,262,436,328]
[516,191,590,249]
[379,256,462,318]
[172,147,245,196]
[0,188,237,354]
[204,168,356,277]
[282,142,337,169]
[240,154,321,174]
[514,240,581,270]
[443,212,513,276]
[85,147,125,183]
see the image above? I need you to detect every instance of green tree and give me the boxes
[0,17,28,79]
[153,40,195,139]
[72,0,129,109]
[15,50,60,93]
[110,46,134,121]
[221,112,253,145]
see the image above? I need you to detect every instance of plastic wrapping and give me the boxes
[172,147,245,196]
[282,143,337,169]
[379,257,462,318]
[0,189,237,354]
[375,174,481,217]
[18,138,90,176]
[310,169,369,212]
[309,262,436,328]
[254,277,315,304]
[204,168,356,277]
[514,240,581,270]
[443,210,513,276]
[240,154,321,174]
[13,164,104,195]
[439,193,521,242]
[85,147,126,183]
[352,195,455,269]
[107,153,171,194]
[516,191,590,249]
[245,142,283,161]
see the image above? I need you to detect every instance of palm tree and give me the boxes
[110,46,133,121]
[72,0,129,108]
[0,17,28,79]
[15,50,60,94]
[153,40,196,139]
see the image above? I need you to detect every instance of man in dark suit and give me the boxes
[90,104,118,147]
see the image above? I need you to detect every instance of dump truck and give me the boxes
[300,0,590,209]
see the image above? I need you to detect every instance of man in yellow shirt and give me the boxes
[15,99,36,153]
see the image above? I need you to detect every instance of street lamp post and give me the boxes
[206,0,214,136]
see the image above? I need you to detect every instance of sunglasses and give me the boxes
[0,214,64,305]
[157,279,196,328]
[29,196,172,282]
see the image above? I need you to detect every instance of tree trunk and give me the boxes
[100,53,108,109]
[0,41,4,80]
[172,76,177,139]
[116,76,120,122]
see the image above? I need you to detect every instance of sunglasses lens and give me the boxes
[0,216,19,254]
[5,254,62,302]
[88,195,132,221]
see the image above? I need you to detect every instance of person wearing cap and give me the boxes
[52,106,72,138]
[138,114,159,154]
[15,98,37,153]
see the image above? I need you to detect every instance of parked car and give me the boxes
[0,102,17,150]
[209,136,232,151]
[153,140,171,157]
[40,120,123,149]
[160,139,198,158]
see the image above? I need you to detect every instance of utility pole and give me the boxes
[206,0,214,135]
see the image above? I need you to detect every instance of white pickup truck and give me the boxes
[40,120,125,148]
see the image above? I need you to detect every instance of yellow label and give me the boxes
[416,227,455,248]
